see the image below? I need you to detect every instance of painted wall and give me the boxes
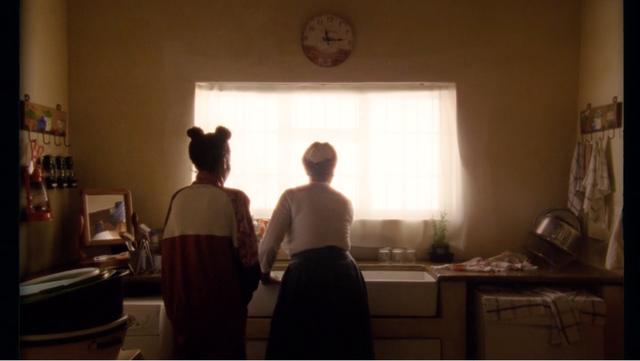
[575,0,623,267]
[67,0,581,259]
[19,0,82,279]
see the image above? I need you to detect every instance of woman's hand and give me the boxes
[260,272,281,285]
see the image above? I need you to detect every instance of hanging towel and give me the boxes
[582,139,611,228]
[567,141,586,215]
[605,206,624,270]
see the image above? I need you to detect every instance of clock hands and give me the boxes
[322,29,344,45]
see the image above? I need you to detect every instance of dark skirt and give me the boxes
[265,246,375,360]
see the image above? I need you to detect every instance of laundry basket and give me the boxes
[474,287,605,359]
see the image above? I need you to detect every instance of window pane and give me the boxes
[194,83,458,220]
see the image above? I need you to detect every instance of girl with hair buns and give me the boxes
[161,125,260,359]
[259,142,374,359]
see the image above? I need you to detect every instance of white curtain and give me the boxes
[194,83,462,250]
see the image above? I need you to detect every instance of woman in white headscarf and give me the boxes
[259,142,374,360]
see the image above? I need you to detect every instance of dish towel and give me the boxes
[605,206,624,270]
[481,288,606,345]
[430,251,538,272]
[567,141,586,215]
[582,139,612,228]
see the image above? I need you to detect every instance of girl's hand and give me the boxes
[260,272,281,285]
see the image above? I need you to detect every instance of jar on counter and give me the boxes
[391,248,406,263]
[405,249,416,263]
[377,247,391,263]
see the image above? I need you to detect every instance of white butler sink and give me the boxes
[362,270,438,317]
[247,270,438,317]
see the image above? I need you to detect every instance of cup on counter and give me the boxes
[391,248,406,263]
[377,247,391,263]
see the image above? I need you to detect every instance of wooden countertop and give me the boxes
[271,259,624,285]
[121,259,623,290]
[426,261,623,285]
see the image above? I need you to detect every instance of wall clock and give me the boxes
[301,14,353,67]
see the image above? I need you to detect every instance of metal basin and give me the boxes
[248,270,438,317]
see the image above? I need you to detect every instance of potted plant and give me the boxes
[428,211,454,263]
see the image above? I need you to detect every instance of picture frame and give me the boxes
[81,188,133,246]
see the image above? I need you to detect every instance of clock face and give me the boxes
[301,14,353,67]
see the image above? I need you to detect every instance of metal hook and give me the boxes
[612,96,618,104]
[24,94,30,102]
[41,132,51,145]
[54,134,62,146]
[57,103,71,148]
[26,127,37,142]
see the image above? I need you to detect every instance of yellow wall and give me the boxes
[67,0,582,259]
[575,0,623,266]
[20,0,82,278]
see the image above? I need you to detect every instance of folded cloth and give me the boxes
[431,251,538,272]
[583,139,612,228]
[480,287,606,345]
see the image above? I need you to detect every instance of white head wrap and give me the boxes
[303,142,337,163]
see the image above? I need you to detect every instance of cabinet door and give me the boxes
[374,339,441,359]
[246,340,267,360]
[247,339,442,360]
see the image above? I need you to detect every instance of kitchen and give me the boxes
[12,0,629,359]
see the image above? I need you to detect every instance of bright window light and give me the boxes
[194,83,461,220]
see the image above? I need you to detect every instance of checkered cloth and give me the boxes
[582,139,611,228]
[567,141,586,215]
[481,288,606,345]
[431,251,538,272]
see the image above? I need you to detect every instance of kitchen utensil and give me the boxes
[20,268,129,335]
[21,314,131,360]
[20,268,101,297]
[532,208,582,257]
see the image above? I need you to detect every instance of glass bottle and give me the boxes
[65,156,78,188]
[55,156,68,188]
[42,155,58,189]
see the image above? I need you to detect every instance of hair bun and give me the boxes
[214,126,231,141]
[187,126,204,140]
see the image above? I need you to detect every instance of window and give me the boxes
[194,83,461,221]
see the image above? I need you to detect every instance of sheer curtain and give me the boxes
[194,83,462,247]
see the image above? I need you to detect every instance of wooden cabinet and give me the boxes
[245,281,466,360]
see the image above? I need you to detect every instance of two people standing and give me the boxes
[161,126,373,359]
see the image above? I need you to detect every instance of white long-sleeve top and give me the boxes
[258,181,354,273]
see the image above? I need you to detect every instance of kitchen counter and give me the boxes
[121,259,624,359]
[122,259,623,298]
[426,261,623,285]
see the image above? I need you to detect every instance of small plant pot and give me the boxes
[428,244,454,263]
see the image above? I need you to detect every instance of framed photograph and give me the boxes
[81,188,133,246]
